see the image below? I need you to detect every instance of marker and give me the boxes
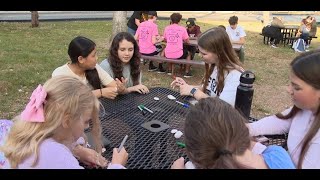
[176,142,186,148]
[140,105,154,114]
[175,101,190,108]
[118,135,128,153]
[138,106,146,115]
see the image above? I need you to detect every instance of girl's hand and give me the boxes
[73,145,108,168]
[111,147,128,166]
[131,84,149,94]
[115,77,128,94]
[101,86,118,99]
[170,77,187,89]
[178,83,193,96]
[171,157,185,169]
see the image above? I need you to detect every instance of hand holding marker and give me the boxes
[118,135,128,153]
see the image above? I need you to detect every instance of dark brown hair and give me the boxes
[68,36,102,90]
[185,97,251,169]
[108,32,141,86]
[228,16,238,25]
[197,27,242,95]
[170,13,182,24]
[276,49,320,168]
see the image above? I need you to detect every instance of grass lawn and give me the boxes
[0,20,319,119]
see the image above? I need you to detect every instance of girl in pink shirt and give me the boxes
[163,13,191,76]
[249,50,320,168]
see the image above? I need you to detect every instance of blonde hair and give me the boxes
[0,76,102,168]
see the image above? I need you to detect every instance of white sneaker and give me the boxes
[271,44,278,48]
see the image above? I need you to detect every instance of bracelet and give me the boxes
[100,88,103,98]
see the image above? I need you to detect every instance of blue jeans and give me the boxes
[128,27,136,36]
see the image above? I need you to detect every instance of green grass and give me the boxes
[0,20,319,119]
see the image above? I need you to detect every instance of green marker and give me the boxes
[176,142,186,148]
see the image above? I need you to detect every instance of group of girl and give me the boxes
[1,25,319,168]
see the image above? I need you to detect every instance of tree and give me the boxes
[31,11,39,28]
[111,11,127,43]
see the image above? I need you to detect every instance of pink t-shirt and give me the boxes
[163,24,189,59]
[136,20,159,54]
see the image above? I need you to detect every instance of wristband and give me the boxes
[190,88,197,97]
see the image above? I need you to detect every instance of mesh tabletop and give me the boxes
[98,87,190,169]
[86,87,288,169]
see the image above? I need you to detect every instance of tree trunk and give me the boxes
[111,11,127,43]
[31,11,39,28]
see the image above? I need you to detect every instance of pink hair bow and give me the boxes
[21,84,47,122]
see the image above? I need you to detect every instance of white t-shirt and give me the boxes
[52,63,113,87]
[226,25,246,42]
[205,67,241,107]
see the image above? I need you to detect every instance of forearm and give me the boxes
[248,115,291,136]
[193,89,209,100]
[122,86,133,94]
[92,89,102,98]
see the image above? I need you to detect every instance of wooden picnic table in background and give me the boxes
[187,39,242,51]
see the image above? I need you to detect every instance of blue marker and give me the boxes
[175,101,190,108]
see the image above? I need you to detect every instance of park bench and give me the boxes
[141,55,205,77]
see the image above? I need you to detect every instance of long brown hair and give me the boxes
[198,27,242,95]
[108,32,141,86]
[276,49,320,168]
[185,97,251,169]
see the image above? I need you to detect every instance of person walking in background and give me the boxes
[127,11,148,36]
[171,98,295,169]
[100,32,149,94]
[0,76,128,169]
[248,50,320,168]
[226,16,246,63]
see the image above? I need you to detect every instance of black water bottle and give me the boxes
[235,71,255,119]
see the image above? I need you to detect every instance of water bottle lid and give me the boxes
[240,70,255,84]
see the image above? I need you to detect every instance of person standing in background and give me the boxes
[127,11,148,36]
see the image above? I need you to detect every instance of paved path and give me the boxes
[0,11,318,23]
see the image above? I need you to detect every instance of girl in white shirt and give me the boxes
[248,49,320,168]
[52,36,120,99]
[171,27,243,107]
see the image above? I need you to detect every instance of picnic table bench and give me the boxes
[141,55,205,77]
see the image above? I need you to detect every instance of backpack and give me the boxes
[292,38,306,52]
